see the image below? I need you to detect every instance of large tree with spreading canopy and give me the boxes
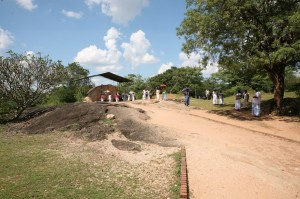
[177,0,300,114]
[0,51,65,121]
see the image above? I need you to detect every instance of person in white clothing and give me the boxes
[235,90,243,110]
[253,89,262,116]
[255,89,261,103]
[218,90,224,105]
[212,90,217,105]
[129,91,135,101]
[142,89,146,100]
[252,95,260,116]
[156,87,160,101]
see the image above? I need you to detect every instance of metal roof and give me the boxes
[74,72,132,83]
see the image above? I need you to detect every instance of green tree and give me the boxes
[177,0,300,114]
[0,51,65,121]
[147,66,203,97]
[45,62,93,104]
[118,74,146,99]
[285,66,300,92]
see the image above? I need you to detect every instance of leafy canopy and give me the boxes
[0,51,65,121]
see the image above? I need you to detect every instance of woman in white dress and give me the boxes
[212,90,217,105]
[252,95,260,116]
[142,89,146,100]
[235,90,243,110]
[156,87,160,101]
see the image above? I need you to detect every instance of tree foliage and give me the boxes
[118,67,204,99]
[177,0,300,114]
[147,66,204,97]
[0,51,65,121]
[44,62,93,105]
[118,74,146,99]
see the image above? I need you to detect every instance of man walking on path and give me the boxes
[182,85,190,106]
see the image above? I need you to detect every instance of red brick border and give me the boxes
[180,146,188,199]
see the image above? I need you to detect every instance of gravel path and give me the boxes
[128,100,300,199]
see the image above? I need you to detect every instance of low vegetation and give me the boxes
[0,132,178,199]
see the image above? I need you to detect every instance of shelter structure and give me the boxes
[76,72,131,102]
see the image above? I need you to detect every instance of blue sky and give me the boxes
[0,0,218,85]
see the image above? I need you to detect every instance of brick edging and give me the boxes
[180,146,188,199]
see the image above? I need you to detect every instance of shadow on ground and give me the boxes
[207,98,300,122]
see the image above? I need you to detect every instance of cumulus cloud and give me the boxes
[121,30,157,68]
[62,10,83,19]
[201,62,219,78]
[0,28,14,50]
[85,0,149,25]
[74,27,122,73]
[179,52,201,67]
[158,62,173,74]
[179,52,218,78]
[16,0,37,11]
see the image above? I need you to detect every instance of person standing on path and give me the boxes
[156,87,160,101]
[182,85,190,106]
[243,90,249,108]
[115,92,119,102]
[212,90,218,105]
[218,90,224,105]
[253,89,262,116]
[205,89,210,100]
[142,89,146,100]
[235,90,243,110]
[252,95,260,116]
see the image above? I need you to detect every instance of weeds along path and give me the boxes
[127,100,300,199]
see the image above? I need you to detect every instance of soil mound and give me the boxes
[8,102,178,146]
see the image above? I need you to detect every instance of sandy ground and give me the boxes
[127,100,300,199]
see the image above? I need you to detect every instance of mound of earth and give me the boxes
[8,102,177,147]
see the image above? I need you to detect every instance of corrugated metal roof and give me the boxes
[74,72,132,83]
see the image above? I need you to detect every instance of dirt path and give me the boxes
[127,100,300,199]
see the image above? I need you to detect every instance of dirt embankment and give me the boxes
[8,102,179,147]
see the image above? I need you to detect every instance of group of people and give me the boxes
[212,90,224,105]
[189,87,262,117]
[235,89,261,116]
[205,89,224,105]
[155,87,167,101]
[100,91,136,102]
[142,89,151,100]
[121,92,135,102]
[142,86,167,101]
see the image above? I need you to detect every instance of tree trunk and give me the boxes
[268,65,285,115]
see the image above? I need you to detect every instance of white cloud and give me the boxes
[94,64,122,73]
[0,28,14,50]
[202,62,219,78]
[179,52,201,67]
[25,50,34,56]
[85,0,149,25]
[62,10,83,19]
[16,0,37,11]
[179,52,218,78]
[74,27,122,73]
[121,30,157,68]
[158,62,173,74]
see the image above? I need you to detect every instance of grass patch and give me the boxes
[170,151,181,199]
[0,132,159,199]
